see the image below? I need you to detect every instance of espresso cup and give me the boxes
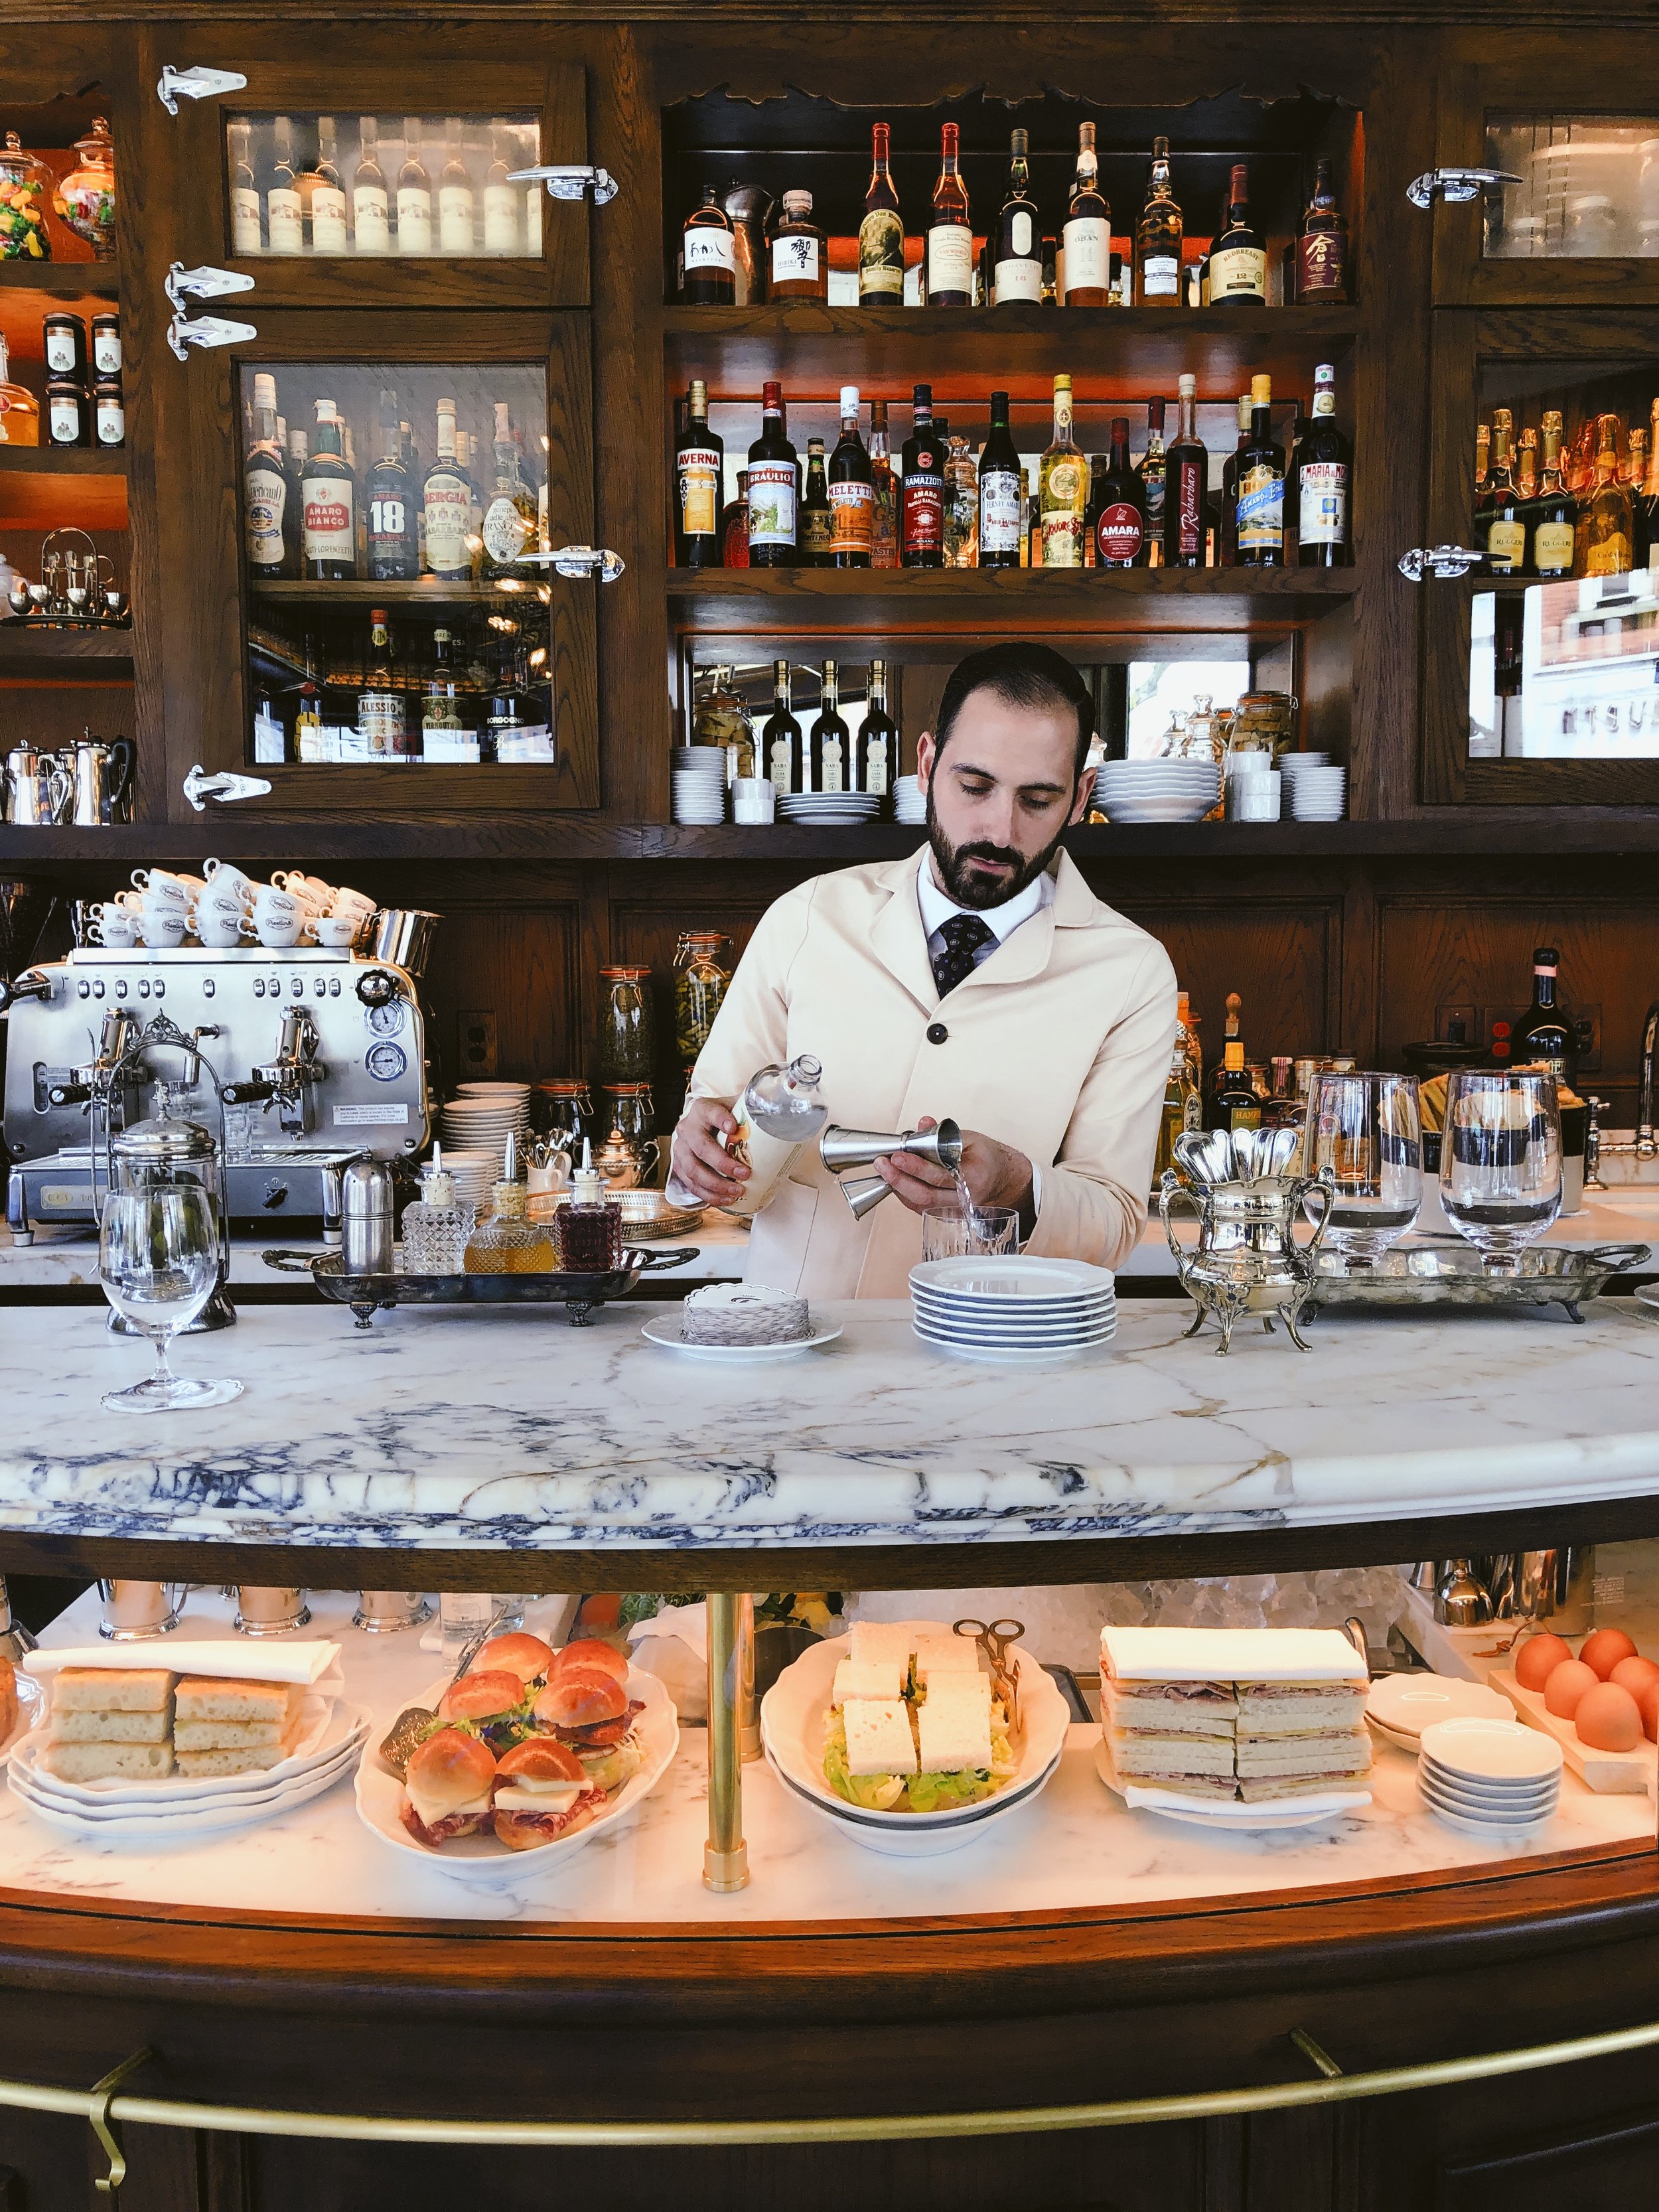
[311,915,360,948]
[274,870,336,917]
[129,869,190,910]
[330,885,376,924]
[88,913,139,947]
[203,859,255,907]
[194,905,244,948]
[138,905,186,948]
[197,884,250,925]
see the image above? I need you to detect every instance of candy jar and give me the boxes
[54,118,117,261]
[0,134,52,261]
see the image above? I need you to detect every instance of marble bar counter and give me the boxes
[3,1292,1659,1558]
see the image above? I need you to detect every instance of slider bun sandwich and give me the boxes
[555,1639,628,1684]
[492,1737,605,1850]
[437,1668,526,1726]
[532,1666,645,1794]
[400,1728,498,1848]
[470,1633,553,1688]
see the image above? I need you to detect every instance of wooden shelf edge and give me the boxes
[0,261,117,295]
[0,445,126,475]
[661,303,1364,338]
[666,567,1355,597]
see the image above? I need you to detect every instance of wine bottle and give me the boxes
[858,658,897,796]
[747,380,799,569]
[977,389,1024,569]
[809,660,851,794]
[993,129,1043,305]
[859,123,905,303]
[760,658,804,796]
[926,123,973,307]
[1512,947,1576,1082]
[1062,123,1110,307]
[1208,163,1267,306]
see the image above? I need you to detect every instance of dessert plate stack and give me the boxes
[671,749,727,825]
[1417,1714,1563,1836]
[1364,1670,1512,1753]
[891,775,927,825]
[440,1084,532,1177]
[909,1256,1117,1364]
[1096,759,1221,824]
[778,790,883,829]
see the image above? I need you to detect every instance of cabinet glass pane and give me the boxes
[226,113,542,258]
[1471,577,1659,759]
[240,360,555,768]
[1484,116,1659,259]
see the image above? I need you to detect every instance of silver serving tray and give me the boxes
[263,1246,699,1329]
[1302,1239,1651,1323]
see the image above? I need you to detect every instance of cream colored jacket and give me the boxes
[687,850,1179,1299]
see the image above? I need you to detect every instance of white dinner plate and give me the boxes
[354,1669,678,1887]
[1419,1774,1558,1818]
[911,1294,1116,1327]
[640,1312,843,1361]
[1421,1795,1553,1840]
[1094,1739,1370,1828]
[1364,1672,1512,1744]
[910,1258,1115,1300]
[912,1328,1114,1365]
[14,1740,362,1825]
[1418,1716,1563,1784]
[13,1699,366,1808]
[1102,802,1218,824]
[9,1750,357,1842]
[911,1315,1118,1347]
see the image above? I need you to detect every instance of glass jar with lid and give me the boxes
[53,117,117,259]
[0,133,53,261]
[532,1076,596,1156]
[598,964,656,1082]
[595,1082,660,1189]
[673,930,731,1067]
[691,663,756,784]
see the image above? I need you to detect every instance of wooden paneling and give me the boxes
[419,894,582,1091]
[1104,885,1344,1063]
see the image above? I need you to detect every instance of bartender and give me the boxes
[670,642,1179,1299]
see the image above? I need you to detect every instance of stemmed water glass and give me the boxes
[1302,1071,1423,1262]
[1439,1070,1562,1270]
[98,1185,244,1414]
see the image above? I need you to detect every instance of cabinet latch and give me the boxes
[507,163,620,206]
[1406,166,1523,210]
[1397,544,1494,581]
[156,64,248,115]
[184,765,272,812]
[165,261,257,362]
[519,545,627,583]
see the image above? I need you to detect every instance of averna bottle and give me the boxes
[674,377,725,567]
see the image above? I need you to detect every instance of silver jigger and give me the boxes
[821,1120,963,1218]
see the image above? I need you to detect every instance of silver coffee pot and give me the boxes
[3,744,72,827]
[1161,1126,1335,1355]
[68,733,135,826]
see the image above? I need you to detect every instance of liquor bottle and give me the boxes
[828,386,874,568]
[1039,374,1087,569]
[1136,396,1167,565]
[266,116,304,254]
[900,383,946,567]
[358,606,410,760]
[680,184,737,304]
[1218,394,1251,566]
[1235,374,1285,567]
[1296,362,1352,567]
[800,437,834,567]
[858,657,897,796]
[1153,1037,1203,1179]
[1639,399,1659,569]
[1163,373,1207,568]
[477,400,536,575]
[423,398,472,579]
[230,120,262,252]
[747,380,799,569]
[926,122,973,307]
[1209,1041,1262,1134]
[1514,429,1540,573]
[869,399,899,567]
[770,189,828,301]
[1565,416,1597,502]
[283,425,308,570]
[859,123,905,303]
[1209,163,1267,305]
[307,117,348,252]
[482,123,520,254]
[301,400,356,579]
[1474,421,1490,500]
[245,372,288,579]
[1062,123,1110,307]
[366,388,417,579]
[437,117,476,254]
[1628,424,1653,569]
[1512,947,1576,1082]
[396,117,433,254]
[810,660,851,793]
[760,656,804,795]
[421,628,469,756]
[1477,409,1524,575]
[1583,411,1634,576]
[1294,155,1349,302]
[720,467,751,567]
[1530,410,1575,579]
[1134,136,1183,306]
[674,378,724,567]
[352,116,391,252]
[977,389,1023,568]
[993,128,1043,305]
[1092,417,1145,567]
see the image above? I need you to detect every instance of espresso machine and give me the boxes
[2,946,429,1241]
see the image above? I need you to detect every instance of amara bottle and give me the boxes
[1092,417,1145,567]
[747,381,799,569]
[1163,374,1207,569]
[978,390,1023,569]
[1295,362,1352,567]
[1062,123,1110,307]
[926,123,973,306]
[674,377,724,567]
[828,386,874,568]
[859,123,905,303]
[900,384,946,567]
[993,129,1043,305]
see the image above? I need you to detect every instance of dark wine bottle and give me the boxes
[809,659,851,794]
[800,435,833,568]
[1162,374,1207,569]
[977,389,1024,569]
[1208,162,1267,306]
[1092,417,1145,569]
[857,656,897,796]
[900,382,945,568]
[746,380,798,570]
[1512,946,1576,1082]
[759,656,804,794]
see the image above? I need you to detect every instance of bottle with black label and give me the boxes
[977,390,1023,569]
[1091,417,1145,568]
[1530,411,1575,579]
[900,383,945,568]
[1512,947,1576,1082]
[858,657,897,796]
[746,380,799,569]
[800,437,834,567]
[993,129,1043,305]
[42,311,88,384]
[1209,163,1267,306]
[46,376,90,448]
[674,376,724,568]
[810,660,851,794]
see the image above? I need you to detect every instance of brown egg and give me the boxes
[1575,1681,1643,1753]
[1544,1658,1599,1719]
[1514,1632,1573,1691]
[1636,1679,1659,1746]
[1610,1655,1659,1701]
[1579,1628,1639,1682]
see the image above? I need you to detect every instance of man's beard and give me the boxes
[926,788,1069,911]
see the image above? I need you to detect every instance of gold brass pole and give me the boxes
[703,1589,750,1891]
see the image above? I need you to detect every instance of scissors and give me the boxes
[952,1616,1025,1733]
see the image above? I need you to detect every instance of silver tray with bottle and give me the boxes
[1301,1239,1651,1323]
[262,1246,700,1329]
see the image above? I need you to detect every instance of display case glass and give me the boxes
[1483,116,1659,261]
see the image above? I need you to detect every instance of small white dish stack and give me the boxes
[892,774,927,824]
[439,1084,531,1178]
[672,748,727,825]
[1279,754,1347,820]
[1364,1670,1512,1753]
[909,1256,1117,1364]
[1096,760,1220,824]
[778,791,883,828]
[1417,1714,1563,1836]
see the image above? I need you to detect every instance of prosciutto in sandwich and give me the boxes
[492,1737,606,1850]
[531,1661,644,1794]
[400,1728,498,1848]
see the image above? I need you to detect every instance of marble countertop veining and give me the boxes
[2,1291,1659,1551]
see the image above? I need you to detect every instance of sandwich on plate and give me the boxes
[530,1650,644,1797]
[821,1623,1017,1814]
[399,1727,498,1848]
[491,1737,608,1850]
[435,1667,534,1757]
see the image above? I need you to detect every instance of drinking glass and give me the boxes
[98,1186,243,1413]
[1440,1070,1562,1269]
[922,1205,1019,1262]
[1303,1070,1423,1262]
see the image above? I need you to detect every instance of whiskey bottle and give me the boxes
[301,400,357,579]
[1208,163,1266,305]
[1512,947,1576,1082]
[993,129,1043,305]
[423,398,472,579]
[420,629,470,759]
[1163,374,1207,568]
[828,386,875,568]
[396,117,433,254]
[900,383,946,567]
[1530,410,1575,579]
[800,436,834,566]
[1296,362,1352,567]
[1583,412,1634,577]
[977,389,1023,569]
[682,183,737,303]
[1039,374,1086,569]
[1477,409,1525,575]
[265,116,304,254]
[746,380,799,568]
[244,372,288,579]
[926,122,973,307]
[760,657,804,796]
[307,117,348,253]
[1062,123,1110,307]
[476,400,536,575]
[857,658,897,796]
[1209,1041,1262,1135]
[230,121,262,253]
[1235,374,1285,567]
[1133,136,1183,306]
[1136,396,1167,564]
[770,189,828,301]
[483,123,521,254]
[810,660,851,793]
[674,377,724,568]
[352,116,391,252]
[859,123,906,303]
[869,398,899,567]
[437,117,475,254]
[1295,155,1349,302]
[1218,394,1251,566]
[1092,417,1145,567]
[366,388,417,579]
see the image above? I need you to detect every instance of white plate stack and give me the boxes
[778,790,883,828]
[439,1084,532,1177]
[1417,1714,1563,1836]
[672,748,727,825]
[1364,1670,1512,1753]
[1096,760,1221,824]
[1280,755,1347,820]
[892,774,926,825]
[909,1256,1118,1364]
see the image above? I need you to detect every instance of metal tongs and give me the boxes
[952,1615,1025,1736]
[378,1599,516,1778]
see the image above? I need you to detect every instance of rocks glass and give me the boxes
[1302,1070,1423,1261]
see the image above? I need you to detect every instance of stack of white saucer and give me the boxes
[778,790,883,828]
[1417,1715,1562,1837]
[440,1083,531,1178]
[1096,759,1221,824]
[892,775,926,825]
[672,748,727,825]
[1279,754,1347,820]
[909,1256,1118,1365]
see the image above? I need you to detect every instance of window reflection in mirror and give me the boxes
[1469,572,1659,760]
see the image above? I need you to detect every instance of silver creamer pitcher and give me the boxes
[1160,1126,1334,1355]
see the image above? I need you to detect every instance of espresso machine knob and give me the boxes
[354,968,399,1009]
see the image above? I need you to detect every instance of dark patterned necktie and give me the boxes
[930,911,995,998]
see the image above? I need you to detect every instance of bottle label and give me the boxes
[1041,507,1083,567]
[482,494,530,564]
[1041,453,1084,567]
[246,464,286,565]
[95,392,123,445]
[354,184,390,252]
[768,732,796,793]
[1172,459,1204,561]
[369,494,411,558]
[439,185,474,253]
[1486,518,1526,571]
[772,232,820,285]
[44,328,78,375]
[483,184,520,252]
[423,474,470,572]
[1237,461,1285,554]
[303,484,354,565]
[1140,464,1165,532]
[1534,518,1575,573]
[396,186,433,252]
[995,255,1043,303]
[1096,499,1143,563]
[1063,215,1109,293]
[678,446,721,537]
[685,226,737,273]
[311,184,348,254]
[858,208,904,297]
[1140,250,1179,297]
[819,735,845,793]
[1298,460,1348,547]
[267,186,303,254]
[902,472,944,555]
[1586,532,1631,577]
[979,465,1023,551]
[830,478,875,556]
[48,392,81,443]
[1210,244,1267,301]
[926,222,973,297]
[231,186,263,254]
[802,504,835,560]
[862,731,891,794]
[1009,210,1034,259]
[92,325,121,376]
[1296,230,1347,299]
[747,458,797,548]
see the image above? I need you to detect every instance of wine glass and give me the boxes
[1440,1070,1562,1270]
[1303,1071,1423,1262]
[98,1186,243,1414]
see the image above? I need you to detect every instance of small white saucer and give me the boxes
[640,1313,843,1363]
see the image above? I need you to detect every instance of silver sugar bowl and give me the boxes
[1160,1126,1334,1355]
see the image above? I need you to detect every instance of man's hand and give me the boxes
[875,1116,1035,1218]
[670,1098,750,1206]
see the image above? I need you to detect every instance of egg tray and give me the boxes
[261,1246,700,1329]
[1301,1239,1651,1323]
[1493,1668,1658,1797]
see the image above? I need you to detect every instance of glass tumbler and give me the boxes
[1440,1070,1562,1268]
[1303,1070,1423,1261]
[921,1205,1020,1262]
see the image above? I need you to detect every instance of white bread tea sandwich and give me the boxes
[42,1667,177,1782]
[173,1676,308,1778]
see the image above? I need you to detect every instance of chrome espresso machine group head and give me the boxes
[2,946,430,1241]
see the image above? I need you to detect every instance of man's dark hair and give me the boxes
[932,642,1094,779]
